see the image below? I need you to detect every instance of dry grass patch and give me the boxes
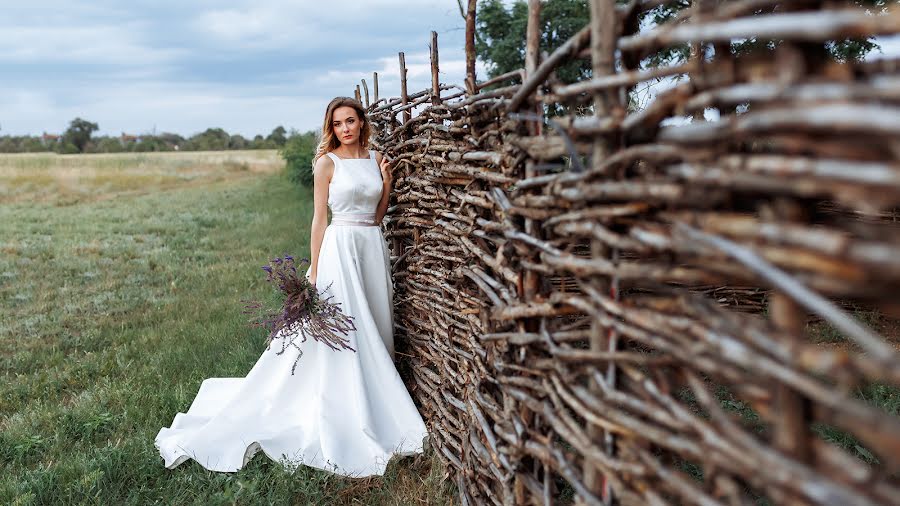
[0,150,285,205]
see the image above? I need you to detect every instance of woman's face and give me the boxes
[332,106,362,147]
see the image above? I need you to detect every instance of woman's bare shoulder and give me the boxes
[313,153,335,178]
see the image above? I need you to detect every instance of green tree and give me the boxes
[63,117,99,153]
[250,134,267,149]
[133,136,173,152]
[475,0,883,82]
[229,134,248,150]
[158,132,185,150]
[95,137,125,153]
[185,128,230,151]
[266,126,287,148]
[22,137,46,153]
[281,130,318,187]
[57,142,80,155]
[476,0,590,84]
[0,137,16,153]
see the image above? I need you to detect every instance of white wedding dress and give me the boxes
[155,150,428,477]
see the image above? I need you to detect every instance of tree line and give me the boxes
[0,118,305,154]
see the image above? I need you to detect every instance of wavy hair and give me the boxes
[312,97,371,169]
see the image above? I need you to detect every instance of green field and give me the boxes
[0,151,453,505]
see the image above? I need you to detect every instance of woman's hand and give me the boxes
[379,155,393,187]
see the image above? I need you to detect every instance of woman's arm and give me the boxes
[309,155,334,285]
[374,151,393,225]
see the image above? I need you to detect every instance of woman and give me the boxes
[155,97,428,477]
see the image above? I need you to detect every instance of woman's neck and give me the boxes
[333,144,367,159]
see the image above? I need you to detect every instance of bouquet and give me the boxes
[241,255,356,374]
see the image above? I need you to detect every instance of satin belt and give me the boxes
[330,212,379,227]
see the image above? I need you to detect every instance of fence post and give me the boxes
[464,0,477,94]
[770,199,812,504]
[585,1,619,504]
[362,79,370,108]
[399,51,410,124]
[511,1,544,504]
[431,31,441,106]
[373,72,379,105]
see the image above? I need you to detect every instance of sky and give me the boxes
[0,0,481,138]
[2,1,898,139]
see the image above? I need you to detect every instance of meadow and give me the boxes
[0,151,454,505]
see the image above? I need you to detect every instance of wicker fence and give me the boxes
[358,1,900,504]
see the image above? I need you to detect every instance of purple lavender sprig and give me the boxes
[241,255,356,374]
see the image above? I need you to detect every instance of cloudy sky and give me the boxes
[3,1,898,138]
[1,0,479,138]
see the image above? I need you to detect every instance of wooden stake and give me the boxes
[517,4,544,503]
[770,199,812,504]
[525,0,542,135]
[585,2,618,504]
[361,79,370,108]
[772,291,812,460]
[399,51,410,124]
[464,0,477,95]
[430,31,441,106]
[355,85,361,103]
[525,0,541,78]
[373,72,379,104]
[589,0,617,173]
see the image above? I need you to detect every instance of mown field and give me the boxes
[0,151,454,505]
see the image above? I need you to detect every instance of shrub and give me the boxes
[280,130,318,187]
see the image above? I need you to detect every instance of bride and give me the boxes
[155,97,429,477]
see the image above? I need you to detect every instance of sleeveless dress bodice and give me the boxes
[326,150,383,216]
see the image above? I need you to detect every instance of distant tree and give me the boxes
[281,130,318,187]
[95,137,125,153]
[133,136,173,152]
[0,137,16,153]
[57,142,80,155]
[158,132,185,150]
[185,128,230,151]
[250,134,267,149]
[229,134,248,150]
[266,126,288,148]
[21,137,46,153]
[63,117,99,153]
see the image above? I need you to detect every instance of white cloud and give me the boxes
[0,0,476,136]
[190,0,461,52]
[192,5,322,50]
[0,23,184,65]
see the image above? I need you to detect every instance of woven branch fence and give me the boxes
[354,1,900,504]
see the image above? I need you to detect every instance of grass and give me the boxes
[806,308,884,344]
[0,152,456,505]
[0,150,284,206]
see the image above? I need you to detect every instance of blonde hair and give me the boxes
[312,97,371,168]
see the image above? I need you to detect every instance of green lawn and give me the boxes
[0,152,453,505]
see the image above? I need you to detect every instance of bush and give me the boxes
[280,130,318,187]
